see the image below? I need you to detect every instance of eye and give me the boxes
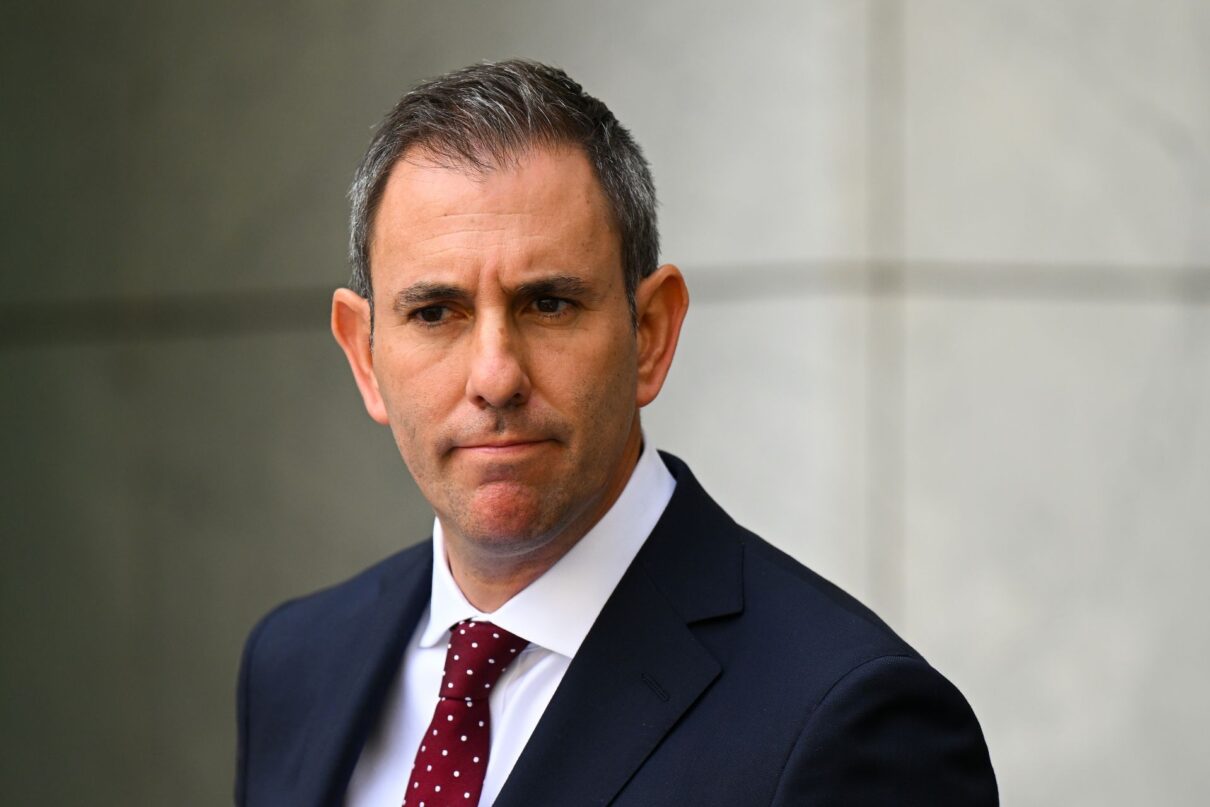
[533,297,570,316]
[412,305,449,325]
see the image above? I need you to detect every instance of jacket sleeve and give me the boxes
[771,654,998,806]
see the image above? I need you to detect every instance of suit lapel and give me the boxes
[495,456,745,806]
[296,543,434,807]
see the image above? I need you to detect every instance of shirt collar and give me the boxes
[420,439,676,658]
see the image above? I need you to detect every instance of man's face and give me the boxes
[355,147,645,560]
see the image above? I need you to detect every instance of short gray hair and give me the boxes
[348,59,659,322]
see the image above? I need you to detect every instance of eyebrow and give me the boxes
[392,282,470,312]
[391,274,598,313]
[514,274,595,301]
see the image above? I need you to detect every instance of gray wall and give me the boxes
[3,2,1207,804]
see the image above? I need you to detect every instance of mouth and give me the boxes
[453,438,553,456]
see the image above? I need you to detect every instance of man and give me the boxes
[236,60,997,806]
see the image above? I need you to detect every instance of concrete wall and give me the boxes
[3,2,1207,804]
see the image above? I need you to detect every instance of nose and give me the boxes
[465,316,531,410]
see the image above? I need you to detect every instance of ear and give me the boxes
[634,263,689,407]
[331,288,390,425]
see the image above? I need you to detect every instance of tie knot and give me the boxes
[440,620,528,700]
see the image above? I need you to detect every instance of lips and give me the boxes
[453,437,553,454]
[439,417,566,457]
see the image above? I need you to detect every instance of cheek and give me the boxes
[375,360,451,451]
[569,336,638,428]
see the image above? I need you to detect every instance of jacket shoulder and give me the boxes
[235,541,433,805]
[656,451,917,677]
[649,456,997,802]
[250,540,432,648]
[744,529,910,654]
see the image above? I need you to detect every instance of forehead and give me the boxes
[367,146,620,284]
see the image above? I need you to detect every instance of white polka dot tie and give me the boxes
[402,620,527,806]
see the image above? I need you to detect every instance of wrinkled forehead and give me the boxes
[371,141,619,235]
[375,145,610,229]
[367,146,623,288]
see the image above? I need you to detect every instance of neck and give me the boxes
[445,546,567,612]
[442,427,643,612]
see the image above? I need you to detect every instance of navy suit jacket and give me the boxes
[236,453,997,805]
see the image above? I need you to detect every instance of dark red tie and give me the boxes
[403,620,528,806]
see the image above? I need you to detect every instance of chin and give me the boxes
[454,483,567,551]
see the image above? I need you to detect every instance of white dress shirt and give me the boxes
[346,442,676,807]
